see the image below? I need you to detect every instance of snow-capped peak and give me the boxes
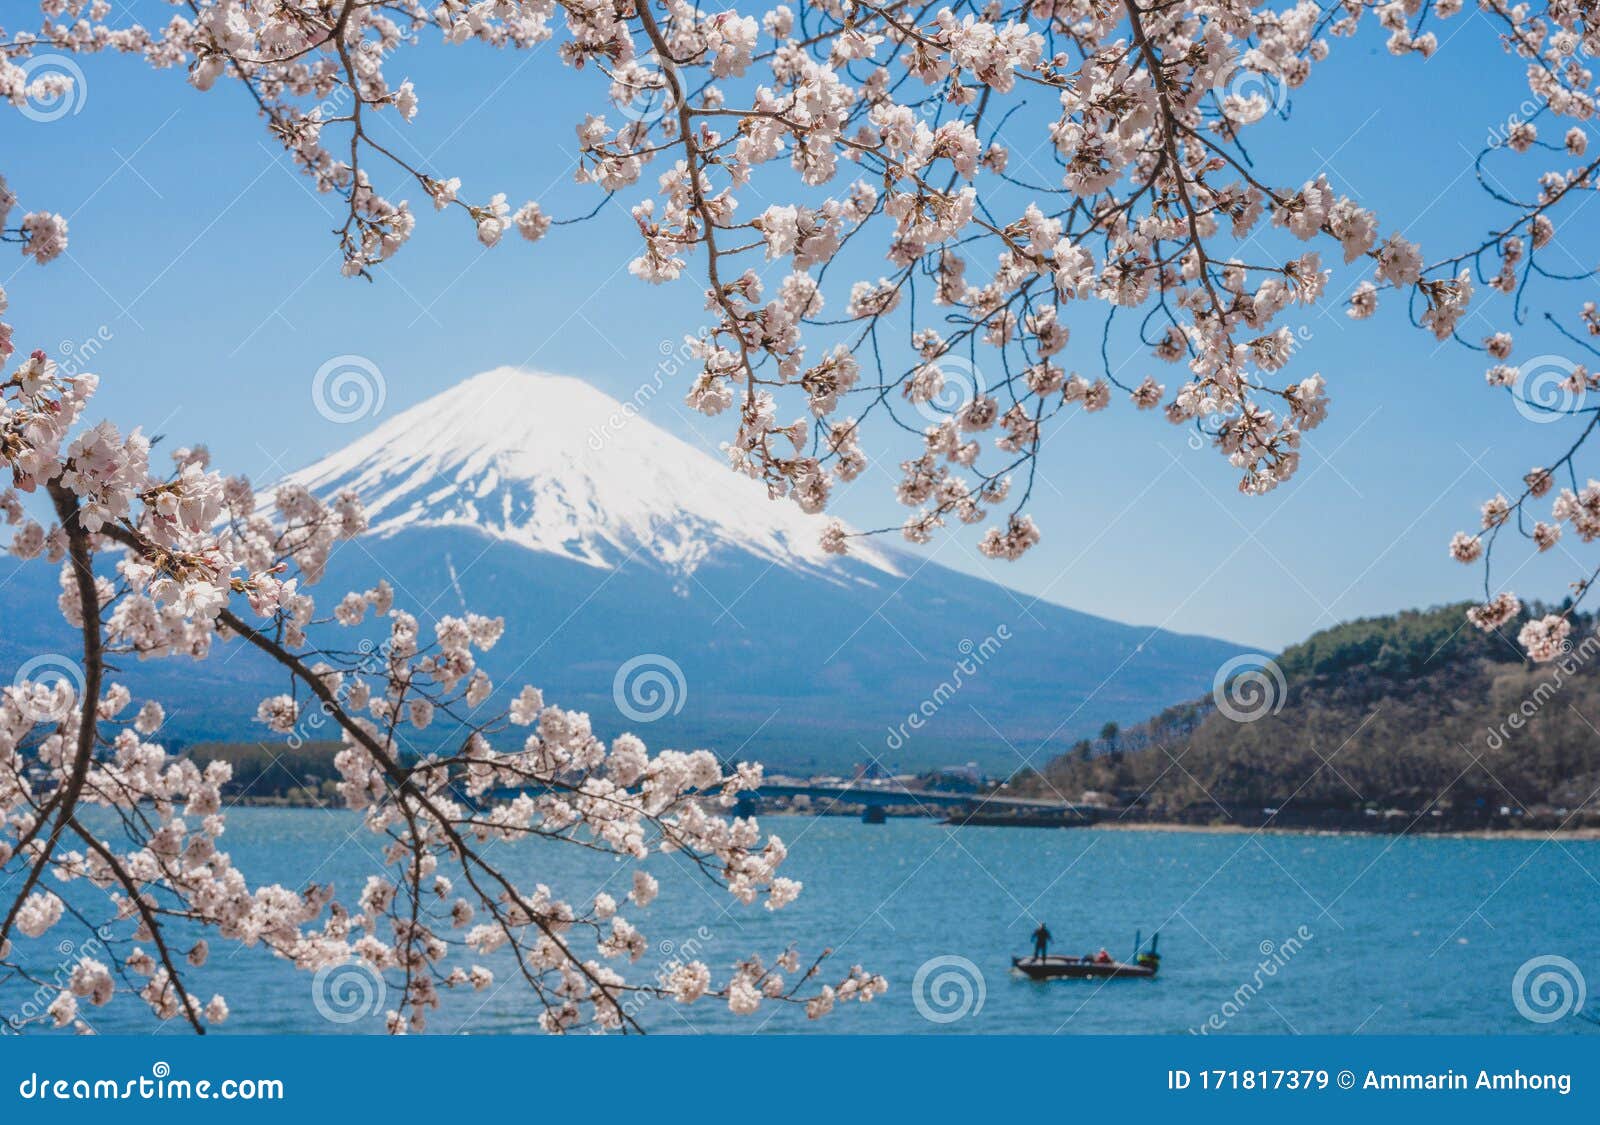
[267,366,899,578]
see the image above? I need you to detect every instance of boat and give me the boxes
[1012,954,1157,980]
[1012,933,1160,980]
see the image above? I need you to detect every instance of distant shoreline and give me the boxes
[1078,819,1600,841]
[750,807,1600,839]
[217,800,1600,839]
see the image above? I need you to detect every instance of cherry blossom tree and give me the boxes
[0,352,887,1032]
[2,0,1599,1028]
[5,2,1599,625]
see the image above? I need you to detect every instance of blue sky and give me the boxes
[4,6,1594,650]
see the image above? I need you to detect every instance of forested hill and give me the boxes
[1022,604,1600,831]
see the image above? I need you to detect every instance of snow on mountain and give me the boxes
[267,366,898,580]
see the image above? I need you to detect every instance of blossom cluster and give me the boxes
[8,2,1600,647]
[0,0,1452,563]
[0,335,883,1033]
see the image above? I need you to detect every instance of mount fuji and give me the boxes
[267,367,902,582]
[1,368,1248,774]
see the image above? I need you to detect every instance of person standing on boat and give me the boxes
[1031,922,1052,960]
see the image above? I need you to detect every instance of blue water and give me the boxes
[9,811,1599,1035]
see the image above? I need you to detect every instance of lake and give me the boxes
[12,810,1600,1035]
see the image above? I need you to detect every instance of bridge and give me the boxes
[479,780,1100,825]
[734,781,1100,824]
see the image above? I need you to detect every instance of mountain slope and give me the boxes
[299,525,1244,773]
[1025,603,1600,829]
[1,368,1249,773]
